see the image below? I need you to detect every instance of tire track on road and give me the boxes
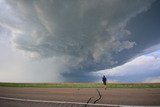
[85,88,102,107]
[94,89,102,104]
[84,96,94,107]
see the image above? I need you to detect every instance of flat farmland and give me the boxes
[0,83,160,88]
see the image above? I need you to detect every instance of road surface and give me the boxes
[0,87,160,107]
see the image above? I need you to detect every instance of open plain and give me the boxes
[0,87,160,107]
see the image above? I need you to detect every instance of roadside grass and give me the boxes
[0,83,160,88]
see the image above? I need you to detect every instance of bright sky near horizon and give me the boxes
[0,0,160,83]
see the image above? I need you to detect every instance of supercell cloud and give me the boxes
[0,0,160,82]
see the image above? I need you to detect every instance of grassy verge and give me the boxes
[0,83,160,88]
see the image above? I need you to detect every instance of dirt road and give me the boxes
[0,87,160,107]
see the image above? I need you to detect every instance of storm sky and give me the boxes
[0,0,160,83]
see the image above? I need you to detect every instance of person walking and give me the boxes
[102,75,107,85]
[102,75,107,89]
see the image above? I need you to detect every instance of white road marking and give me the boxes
[0,96,158,107]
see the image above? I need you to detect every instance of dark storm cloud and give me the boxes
[0,0,159,82]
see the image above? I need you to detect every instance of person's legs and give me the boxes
[104,81,107,90]
[103,81,105,85]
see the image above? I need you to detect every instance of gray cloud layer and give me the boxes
[0,0,159,82]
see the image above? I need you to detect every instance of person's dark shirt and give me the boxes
[102,76,106,82]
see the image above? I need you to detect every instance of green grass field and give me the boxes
[0,83,160,88]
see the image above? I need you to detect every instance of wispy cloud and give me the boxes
[96,51,160,82]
